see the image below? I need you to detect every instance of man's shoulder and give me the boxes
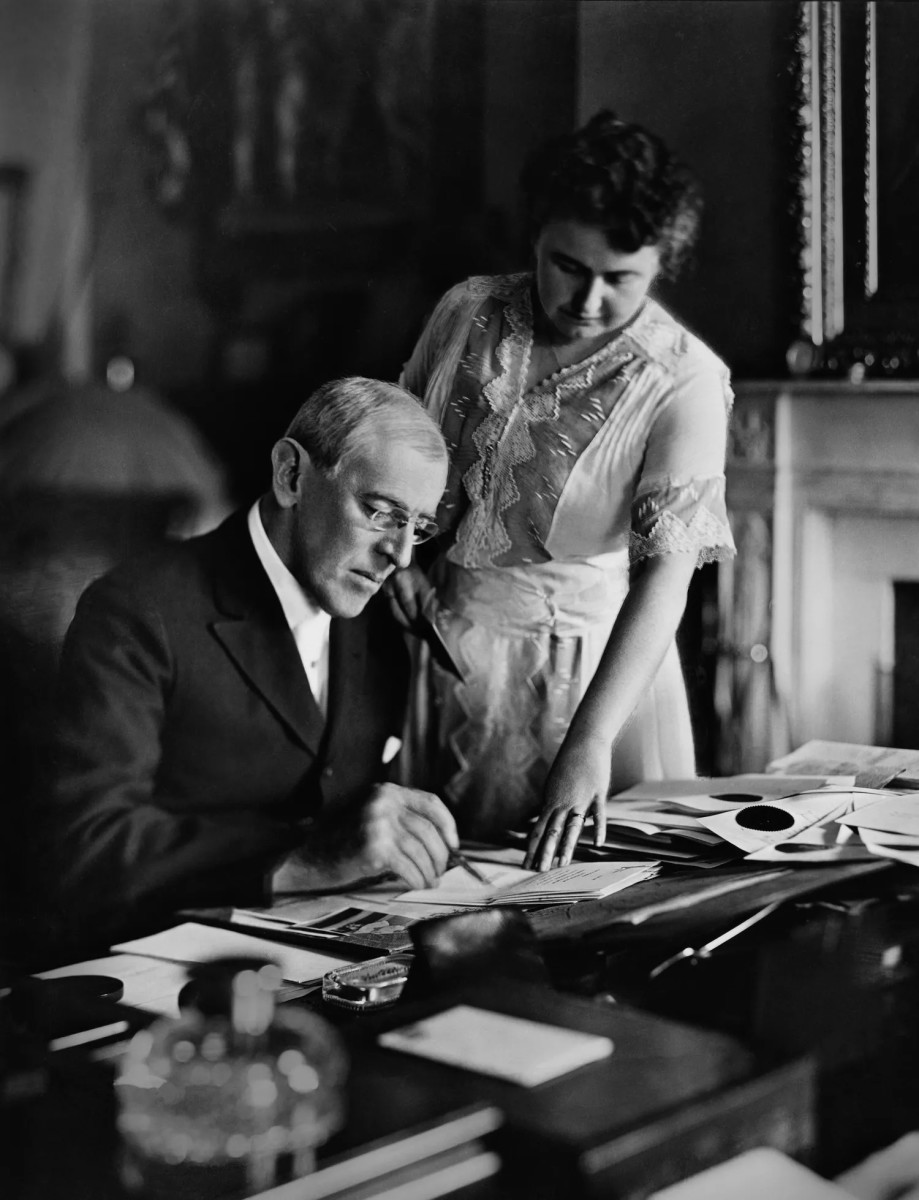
[81,511,249,614]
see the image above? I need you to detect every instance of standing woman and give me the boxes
[389,111,735,870]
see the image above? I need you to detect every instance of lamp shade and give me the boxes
[0,380,230,532]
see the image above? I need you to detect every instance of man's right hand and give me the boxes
[272,783,458,895]
[352,783,458,889]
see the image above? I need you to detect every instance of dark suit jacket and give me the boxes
[44,510,408,948]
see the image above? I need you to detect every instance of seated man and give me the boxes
[42,377,457,952]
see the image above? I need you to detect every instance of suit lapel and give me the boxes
[323,613,368,752]
[209,513,325,755]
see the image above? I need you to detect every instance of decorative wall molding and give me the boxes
[719,380,919,769]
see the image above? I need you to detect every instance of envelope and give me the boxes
[699,794,853,854]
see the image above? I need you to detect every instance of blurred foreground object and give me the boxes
[116,956,347,1198]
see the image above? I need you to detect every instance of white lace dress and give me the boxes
[400,273,735,839]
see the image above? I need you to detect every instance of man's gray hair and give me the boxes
[284,377,446,474]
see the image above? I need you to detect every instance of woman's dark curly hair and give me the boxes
[520,110,702,280]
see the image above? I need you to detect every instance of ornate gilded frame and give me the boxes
[791,1,919,377]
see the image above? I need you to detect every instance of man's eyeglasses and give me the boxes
[358,497,440,545]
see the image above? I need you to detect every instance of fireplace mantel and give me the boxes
[716,380,919,772]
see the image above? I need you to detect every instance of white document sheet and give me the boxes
[348,860,657,910]
[379,1004,613,1087]
[699,794,854,854]
[479,861,658,904]
[858,833,919,867]
[651,1147,849,1200]
[838,792,919,837]
[343,861,529,914]
[768,740,919,788]
[605,805,712,830]
[113,922,353,984]
[38,953,191,1017]
[393,862,534,906]
[746,823,877,864]
[612,775,855,814]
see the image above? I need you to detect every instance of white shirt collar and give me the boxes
[247,500,330,638]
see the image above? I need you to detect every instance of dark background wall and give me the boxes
[0,0,806,792]
[3,0,800,484]
[578,0,798,378]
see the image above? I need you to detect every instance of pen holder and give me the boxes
[116,956,347,1199]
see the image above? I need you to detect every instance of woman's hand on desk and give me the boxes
[524,734,609,871]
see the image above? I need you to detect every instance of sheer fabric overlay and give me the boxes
[399,274,735,838]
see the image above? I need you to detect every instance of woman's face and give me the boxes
[534,219,661,343]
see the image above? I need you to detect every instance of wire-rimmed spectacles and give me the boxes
[358,497,440,545]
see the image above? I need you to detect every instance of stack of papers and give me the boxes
[699,791,873,861]
[767,740,919,789]
[605,776,917,866]
[837,793,919,866]
[580,806,729,867]
[230,902,418,952]
[590,775,855,867]
[346,859,659,915]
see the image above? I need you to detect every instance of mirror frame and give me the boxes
[791,0,919,377]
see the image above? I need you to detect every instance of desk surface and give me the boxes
[9,858,919,1199]
[528,859,892,944]
[542,862,919,1180]
[6,975,796,1200]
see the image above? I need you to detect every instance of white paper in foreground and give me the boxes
[39,953,190,1017]
[651,1147,848,1200]
[113,922,353,984]
[379,1004,613,1086]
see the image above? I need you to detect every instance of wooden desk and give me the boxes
[528,859,892,946]
[4,973,811,1200]
[8,858,917,1198]
[529,860,919,1180]
[352,981,813,1199]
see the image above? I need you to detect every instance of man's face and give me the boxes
[285,428,447,618]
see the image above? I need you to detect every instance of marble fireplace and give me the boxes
[715,381,919,773]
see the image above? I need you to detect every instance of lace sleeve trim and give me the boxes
[630,476,735,568]
[629,509,735,567]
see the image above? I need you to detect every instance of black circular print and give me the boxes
[735,805,795,831]
[711,794,763,804]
